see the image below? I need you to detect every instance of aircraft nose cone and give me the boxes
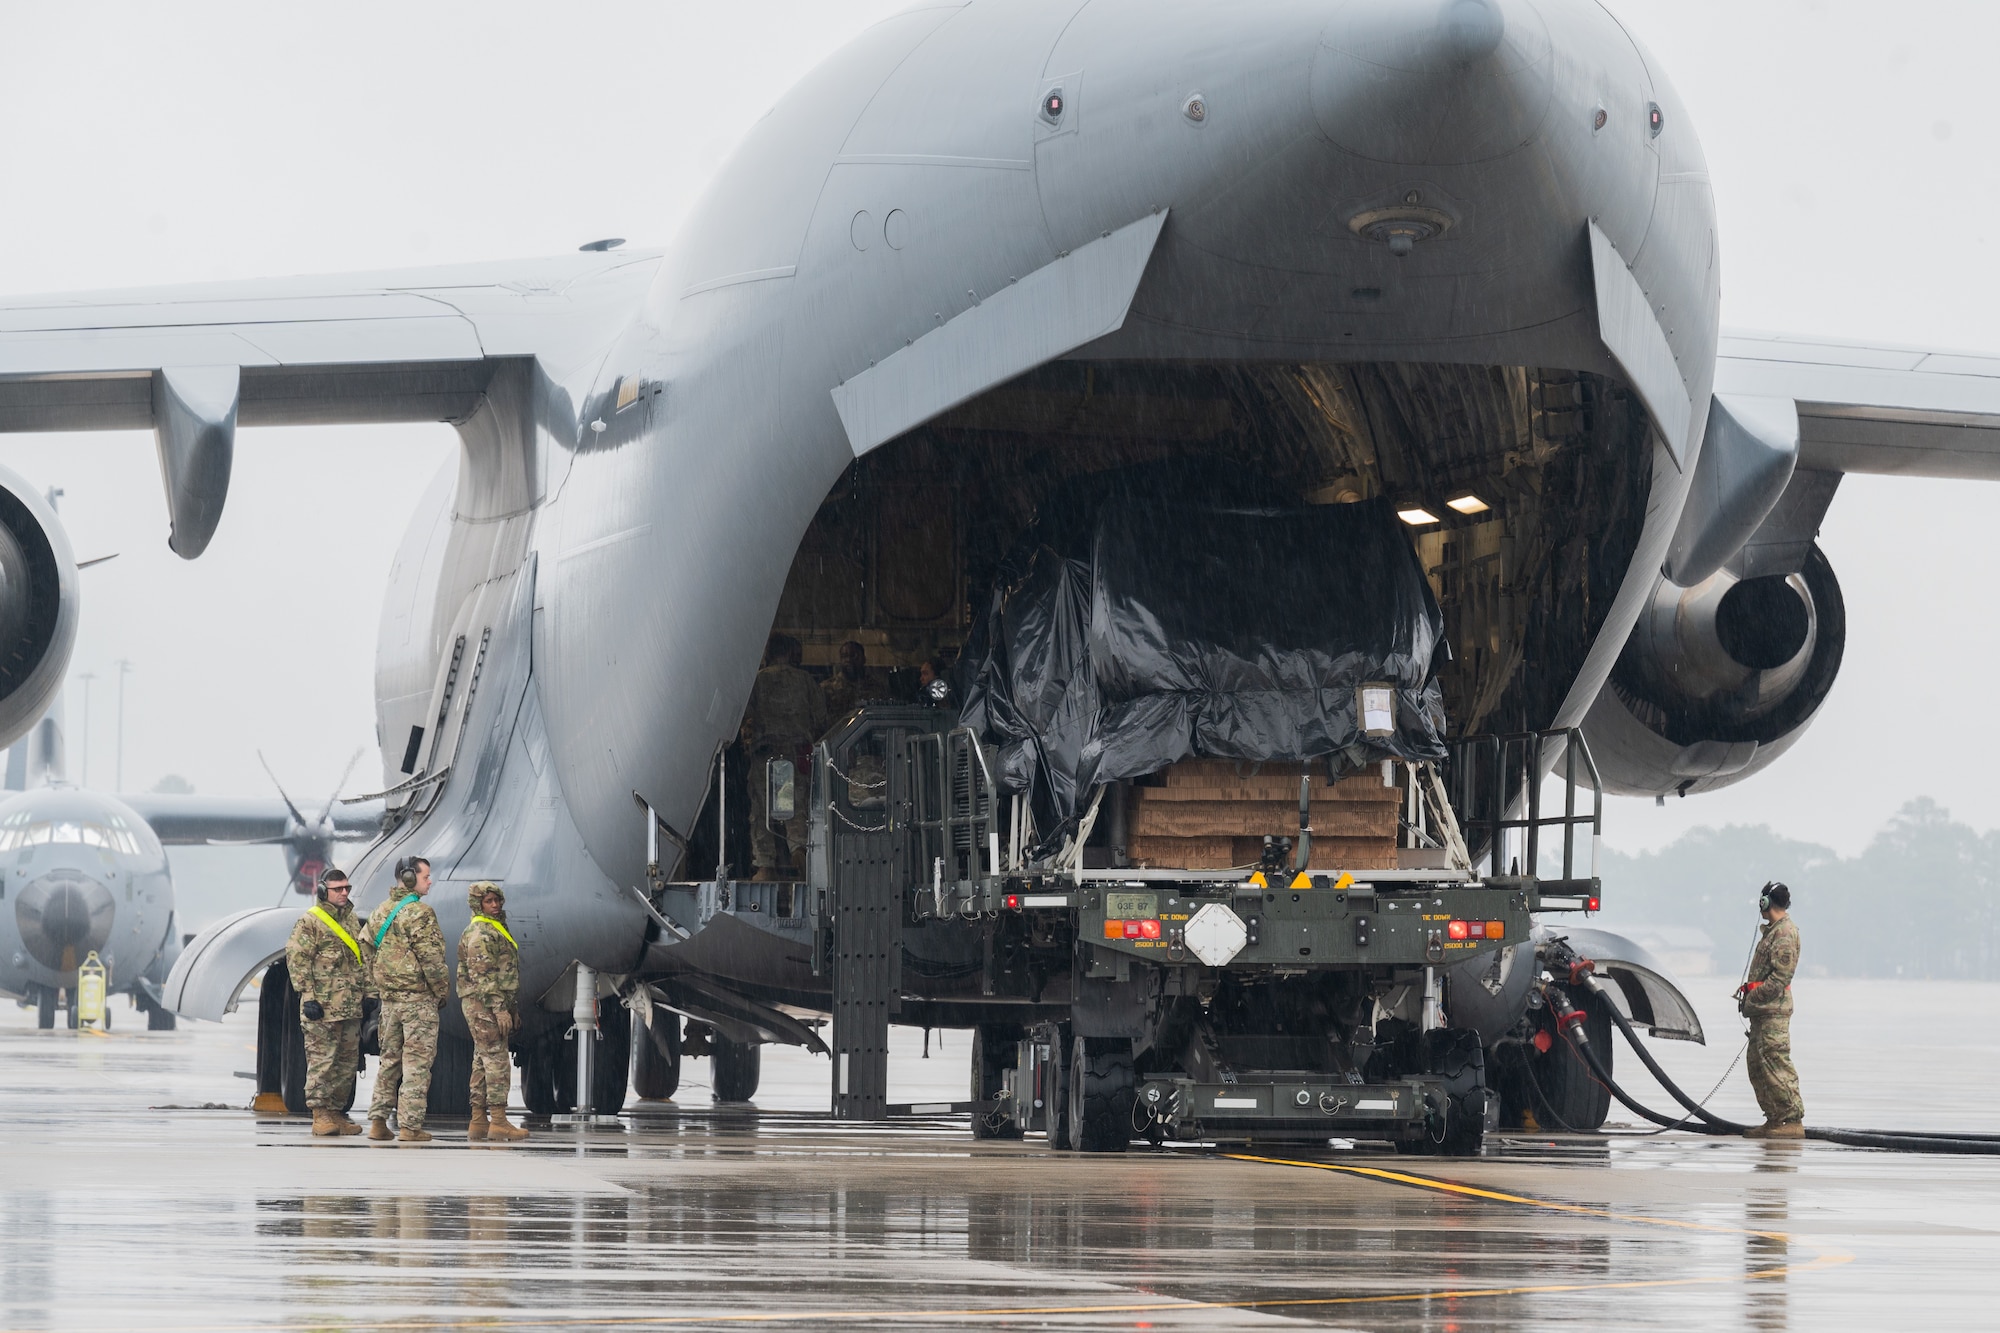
[1311,0,1553,166]
[15,873,116,972]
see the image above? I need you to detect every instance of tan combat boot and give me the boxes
[331,1112,363,1136]
[1768,1121,1806,1139]
[487,1111,530,1141]
[467,1110,489,1141]
[398,1125,433,1143]
[311,1109,342,1137]
[368,1117,393,1141]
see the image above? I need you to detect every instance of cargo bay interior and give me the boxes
[689,359,1653,878]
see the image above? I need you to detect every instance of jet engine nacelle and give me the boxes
[1583,544,1844,797]
[0,466,78,751]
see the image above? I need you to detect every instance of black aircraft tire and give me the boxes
[521,1036,564,1116]
[65,993,78,1030]
[279,986,308,1114]
[36,988,54,1029]
[426,1030,474,1119]
[257,965,288,1098]
[147,1002,176,1031]
[971,1023,1024,1140]
[712,1035,762,1103]
[594,1000,632,1113]
[632,1011,682,1101]
[1534,990,1613,1131]
[1066,1036,1135,1154]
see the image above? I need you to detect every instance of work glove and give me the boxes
[496,1010,516,1039]
[301,999,324,1021]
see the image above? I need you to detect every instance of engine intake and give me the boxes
[1584,544,1843,796]
[0,467,79,751]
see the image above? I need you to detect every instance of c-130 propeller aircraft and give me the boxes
[0,0,1996,1141]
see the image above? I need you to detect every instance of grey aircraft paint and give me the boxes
[2,0,1999,1026]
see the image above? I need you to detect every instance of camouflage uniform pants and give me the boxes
[1747,1014,1804,1125]
[370,997,440,1129]
[302,1015,361,1111]
[748,753,809,872]
[462,996,513,1115]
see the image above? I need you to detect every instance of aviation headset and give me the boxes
[1759,881,1791,913]
[394,856,429,891]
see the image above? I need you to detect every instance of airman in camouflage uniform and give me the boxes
[744,633,827,879]
[1737,881,1804,1137]
[458,881,528,1142]
[821,640,891,723]
[364,856,451,1142]
[283,868,371,1136]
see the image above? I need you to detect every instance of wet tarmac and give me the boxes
[4,981,1998,1331]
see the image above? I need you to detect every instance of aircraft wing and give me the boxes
[1715,331,2000,479]
[0,249,662,553]
[119,793,383,846]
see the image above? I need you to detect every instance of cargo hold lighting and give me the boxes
[1446,493,1490,514]
[1396,506,1440,526]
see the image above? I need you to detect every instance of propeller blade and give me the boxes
[313,748,365,828]
[257,750,310,828]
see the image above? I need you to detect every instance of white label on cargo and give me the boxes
[1355,1099,1395,1111]
[1213,1096,1259,1109]
[910,1103,951,1114]
[1021,894,1069,907]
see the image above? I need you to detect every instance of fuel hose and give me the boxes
[1551,981,2000,1155]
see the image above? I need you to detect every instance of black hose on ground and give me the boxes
[1585,978,1752,1134]
[1561,981,2000,1156]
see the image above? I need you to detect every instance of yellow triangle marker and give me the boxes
[1334,872,1355,890]
[1247,872,1268,888]
[1290,872,1313,890]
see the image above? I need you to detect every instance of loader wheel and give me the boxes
[970,1023,1024,1140]
[1531,988,1612,1131]
[1043,1024,1075,1151]
[1066,1036,1135,1153]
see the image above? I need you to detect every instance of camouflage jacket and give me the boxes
[363,893,450,1002]
[745,664,828,754]
[1742,916,1800,1020]
[456,883,519,1009]
[284,900,372,1021]
[821,669,891,726]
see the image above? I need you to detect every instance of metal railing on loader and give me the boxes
[906,727,1000,917]
[1444,728,1602,908]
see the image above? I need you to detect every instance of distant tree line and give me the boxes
[1599,798,2000,980]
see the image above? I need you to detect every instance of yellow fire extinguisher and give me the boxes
[76,952,108,1029]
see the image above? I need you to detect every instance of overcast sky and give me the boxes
[0,0,1995,855]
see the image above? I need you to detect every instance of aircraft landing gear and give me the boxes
[632,1012,682,1101]
[711,1034,761,1102]
[35,986,55,1030]
[521,998,632,1114]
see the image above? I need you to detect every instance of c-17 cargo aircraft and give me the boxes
[0,0,1996,1142]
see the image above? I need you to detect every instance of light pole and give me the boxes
[114,659,132,792]
[75,671,93,787]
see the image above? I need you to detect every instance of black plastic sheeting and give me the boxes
[961,497,1450,829]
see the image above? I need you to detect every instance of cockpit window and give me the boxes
[0,816,142,855]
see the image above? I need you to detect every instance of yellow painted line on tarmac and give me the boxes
[37,1155,1856,1332]
[1225,1150,1808,1241]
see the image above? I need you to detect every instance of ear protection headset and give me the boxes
[395,856,426,890]
[1759,881,1790,912]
